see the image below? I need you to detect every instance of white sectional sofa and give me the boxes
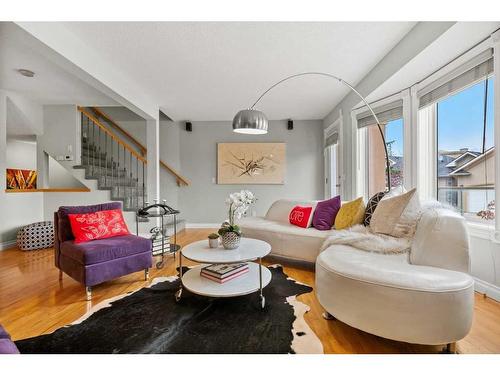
[240,199,475,349]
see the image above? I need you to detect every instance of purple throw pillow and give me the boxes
[312,196,341,230]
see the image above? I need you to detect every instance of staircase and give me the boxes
[75,109,147,212]
[73,107,186,233]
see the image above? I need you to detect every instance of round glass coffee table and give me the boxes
[175,238,272,308]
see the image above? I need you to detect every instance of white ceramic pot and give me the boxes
[208,238,219,248]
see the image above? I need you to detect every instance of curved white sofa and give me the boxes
[240,199,475,348]
[316,207,474,347]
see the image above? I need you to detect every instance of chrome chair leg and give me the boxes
[85,286,92,301]
[144,268,150,281]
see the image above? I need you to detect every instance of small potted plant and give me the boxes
[219,190,256,250]
[208,233,220,248]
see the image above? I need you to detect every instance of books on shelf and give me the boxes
[200,263,249,284]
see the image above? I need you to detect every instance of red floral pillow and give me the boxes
[68,209,130,243]
[289,206,314,228]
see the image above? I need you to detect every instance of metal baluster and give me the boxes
[136,156,139,208]
[91,119,95,176]
[98,126,101,184]
[142,162,145,208]
[117,140,120,199]
[111,138,114,196]
[104,132,108,188]
[130,152,133,209]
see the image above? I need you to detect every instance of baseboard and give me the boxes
[185,223,219,229]
[0,240,17,251]
[474,277,500,302]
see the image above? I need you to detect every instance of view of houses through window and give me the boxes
[367,118,404,196]
[437,77,495,223]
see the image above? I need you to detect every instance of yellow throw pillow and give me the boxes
[334,197,365,230]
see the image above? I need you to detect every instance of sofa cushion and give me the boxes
[57,202,123,242]
[68,209,130,243]
[370,188,420,238]
[313,196,341,230]
[317,245,473,292]
[60,234,152,265]
[363,191,385,226]
[289,206,314,228]
[265,199,318,223]
[335,197,365,230]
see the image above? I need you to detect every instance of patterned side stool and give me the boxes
[17,221,54,251]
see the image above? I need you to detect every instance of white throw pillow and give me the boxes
[370,188,421,238]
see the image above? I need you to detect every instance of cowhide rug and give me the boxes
[15,265,323,354]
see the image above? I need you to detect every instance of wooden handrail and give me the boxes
[87,107,190,186]
[91,107,147,156]
[78,107,147,163]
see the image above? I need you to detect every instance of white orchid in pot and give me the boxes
[218,190,256,249]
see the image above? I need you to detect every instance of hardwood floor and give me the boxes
[1,228,499,354]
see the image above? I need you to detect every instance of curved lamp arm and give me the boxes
[250,72,391,191]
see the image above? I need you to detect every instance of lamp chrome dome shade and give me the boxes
[232,109,268,134]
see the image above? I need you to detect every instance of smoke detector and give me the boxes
[17,69,35,78]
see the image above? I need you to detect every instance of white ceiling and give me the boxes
[366,22,500,103]
[0,23,118,107]
[61,22,416,121]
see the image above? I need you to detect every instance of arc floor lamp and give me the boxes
[232,72,392,191]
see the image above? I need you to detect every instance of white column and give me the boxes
[146,113,160,204]
[492,30,500,232]
[0,91,6,191]
[401,88,413,189]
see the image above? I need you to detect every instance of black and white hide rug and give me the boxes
[15,265,323,354]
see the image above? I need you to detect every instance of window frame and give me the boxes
[352,92,409,200]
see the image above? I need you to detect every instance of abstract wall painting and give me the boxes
[217,143,286,184]
[6,168,37,190]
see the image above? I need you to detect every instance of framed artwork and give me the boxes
[6,168,37,190]
[217,143,286,184]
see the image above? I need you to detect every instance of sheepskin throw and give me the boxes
[321,224,411,254]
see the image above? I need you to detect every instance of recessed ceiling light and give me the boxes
[17,69,35,78]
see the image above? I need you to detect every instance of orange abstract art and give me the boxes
[6,169,37,190]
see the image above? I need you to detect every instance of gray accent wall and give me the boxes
[178,120,324,224]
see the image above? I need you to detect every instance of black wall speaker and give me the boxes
[186,122,192,132]
[287,120,294,130]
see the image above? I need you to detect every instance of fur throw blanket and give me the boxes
[321,225,411,254]
[321,200,446,255]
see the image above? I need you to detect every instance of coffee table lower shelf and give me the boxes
[179,263,272,303]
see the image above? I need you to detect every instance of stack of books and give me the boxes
[200,263,249,284]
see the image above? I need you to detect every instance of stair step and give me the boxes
[75,165,130,179]
[81,156,116,169]
[99,176,140,188]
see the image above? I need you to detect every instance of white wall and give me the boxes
[48,155,87,189]
[178,120,324,224]
[37,105,80,188]
[0,92,44,248]
[6,137,37,170]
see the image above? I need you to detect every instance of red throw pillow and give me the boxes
[289,206,314,228]
[68,209,130,243]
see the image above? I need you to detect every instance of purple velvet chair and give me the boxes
[54,202,152,300]
[0,324,19,354]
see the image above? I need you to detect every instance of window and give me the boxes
[365,118,404,196]
[436,77,495,223]
[357,100,404,197]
